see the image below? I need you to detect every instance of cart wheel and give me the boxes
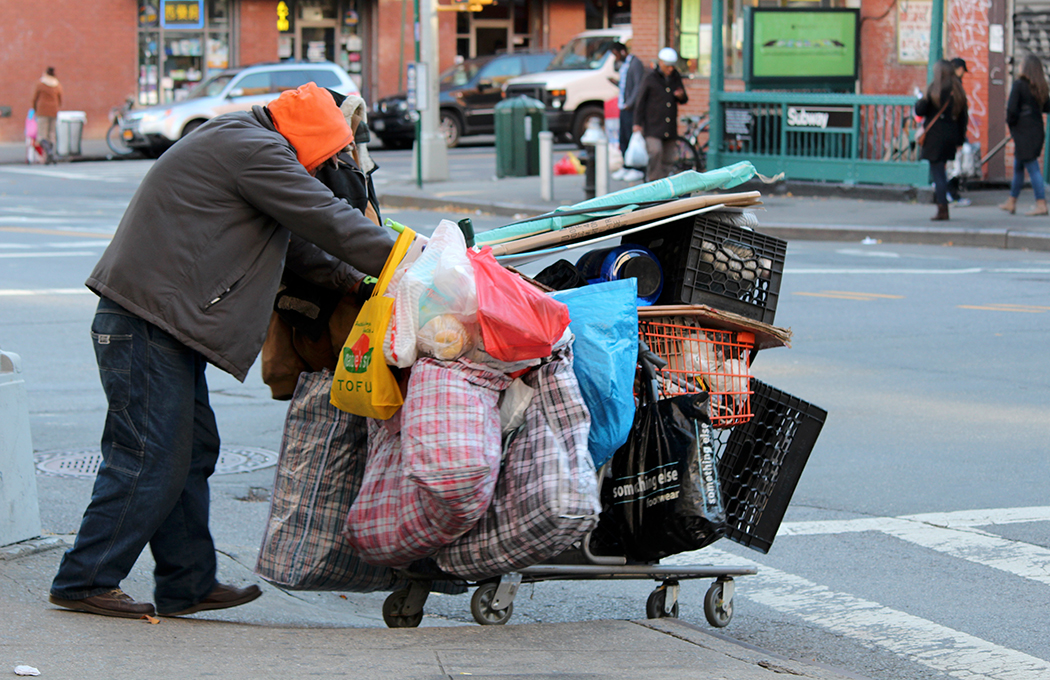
[704,581,733,628]
[645,585,680,619]
[470,582,514,625]
[383,588,424,628]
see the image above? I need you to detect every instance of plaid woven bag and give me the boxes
[435,344,602,581]
[344,358,510,567]
[255,370,406,591]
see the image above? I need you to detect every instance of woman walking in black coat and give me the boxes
[999,54,1050,216]
[915,60,969,221]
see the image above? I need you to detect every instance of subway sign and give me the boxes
[785,105,854,130]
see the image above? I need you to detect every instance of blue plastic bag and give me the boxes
[551,279,638,467]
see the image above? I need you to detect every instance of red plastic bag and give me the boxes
[467,247,571,362]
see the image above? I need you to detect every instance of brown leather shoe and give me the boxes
[49,588,155,619]
[158,583,262,616]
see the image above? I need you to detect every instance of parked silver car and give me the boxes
[120,61,359,157]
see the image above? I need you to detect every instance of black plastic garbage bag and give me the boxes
[602,390,726,562]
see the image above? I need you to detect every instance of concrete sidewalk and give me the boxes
[1,537,861,680]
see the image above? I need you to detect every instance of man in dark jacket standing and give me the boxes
[611,42,646,180]
[633,47,688,181]
[49,83,395,619]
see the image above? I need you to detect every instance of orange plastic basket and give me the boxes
[638,316,755,428]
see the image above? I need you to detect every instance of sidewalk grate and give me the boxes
[34,446,279,478]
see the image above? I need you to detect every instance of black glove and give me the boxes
[354,280,377,306]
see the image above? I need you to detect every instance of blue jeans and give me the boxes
[51,297,220,614]
[930,161,948,205]
[619,109,634,163]
[1010,157,1046,200]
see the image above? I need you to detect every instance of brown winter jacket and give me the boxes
[31,76,62,117]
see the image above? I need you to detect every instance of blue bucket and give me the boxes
[576,245,664,305]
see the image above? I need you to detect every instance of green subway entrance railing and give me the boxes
[707,91,930,187]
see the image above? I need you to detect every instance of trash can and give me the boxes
[0,350,42,546]
[56,110,87,157]
[494,96,547,178]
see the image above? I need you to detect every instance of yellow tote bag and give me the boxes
[330,227,416,419]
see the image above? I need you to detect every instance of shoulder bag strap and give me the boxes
[917,98,952,146]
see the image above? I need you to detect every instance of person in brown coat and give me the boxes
[633,47,688,181]
[31,67,63,147]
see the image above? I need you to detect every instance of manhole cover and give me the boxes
[34,446,279,478]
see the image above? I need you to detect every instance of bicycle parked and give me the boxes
[670,114,709,175]
[107,95,136,157]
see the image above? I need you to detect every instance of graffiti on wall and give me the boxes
[948,0,990,146]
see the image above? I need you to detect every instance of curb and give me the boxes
[738,179,935,204]
[379,192,546,218]
[0,536,68,561]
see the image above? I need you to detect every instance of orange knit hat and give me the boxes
[267,83,353,172]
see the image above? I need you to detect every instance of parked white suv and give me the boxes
[502,26,631,145]
[120,61,359,157]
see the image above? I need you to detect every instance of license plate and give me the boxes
[371,119,385,131]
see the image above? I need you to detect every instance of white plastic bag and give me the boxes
[385,220,476,367]
[624,130,649,168]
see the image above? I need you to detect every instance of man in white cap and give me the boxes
[633,47,688,181]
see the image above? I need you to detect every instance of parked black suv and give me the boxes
[370,51,554,149]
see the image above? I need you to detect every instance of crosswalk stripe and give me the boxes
[0,227,113,238]
[778,508,1050,585]
[794,290,906,300]
[779,507,1050,536]
[958,304,1048,313]
[0,251,96,259]
[901,507,1050,527]
[0,288,92,296]
[823,290,904,298]
[666,547,1050,679]
[784,267,1050,275]
[878,520,1050,586]
[794,292,881,300]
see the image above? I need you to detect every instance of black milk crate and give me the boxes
[637,212,787,325]
[714,379,827,554]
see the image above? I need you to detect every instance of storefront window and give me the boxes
[138,31,161,105]
[674,0,745,77]
[299,0,338,20]
[137,0,233,104]
[676,0,850,79]
[208,33,230,70]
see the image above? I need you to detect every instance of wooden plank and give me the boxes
[489,192,762,257]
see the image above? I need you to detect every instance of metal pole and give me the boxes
[413,0,422,188]
[709,0,725,171]
[596,140,608,197]
[539,131,554,201]
[418,0,449,182]
[928,0,944,81]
